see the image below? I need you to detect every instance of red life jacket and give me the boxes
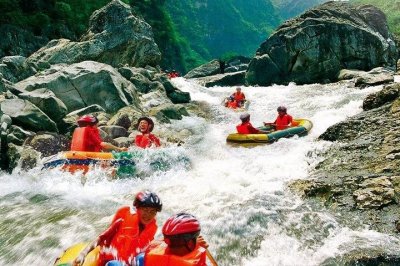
[227,101,237,109]
[98,207,157,266]
[275,114,293,130]
[236,122,260,134]
[232,92,245,102]
[135,134,161,149]
[70,127,102,152]
[144,242,207,266]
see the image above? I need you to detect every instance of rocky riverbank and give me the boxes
[289,81,400,237]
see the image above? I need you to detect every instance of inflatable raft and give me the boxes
[54,242,99,266]
[43,151,136,175]
[226,119,313,144]
[222,98,250,111]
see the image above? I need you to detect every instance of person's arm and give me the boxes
[72,218,123,266]
[101,142,127,152]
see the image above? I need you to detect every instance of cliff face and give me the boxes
[246,2,398,86]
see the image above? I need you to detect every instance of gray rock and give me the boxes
[246,2,397,86]
[19,88,68,123]
[0,56,37,83]
[363,83,400,111]
[7,143,40,172]
[353,177,395,209]
[0,99,57,132]
[113,137,133,148]
[194,71,246,87]
[15,61,139,113]
[184,60,220,79]
[7,125,35,146]
[99,125,127,139]
[27,0,160,68]
[67,104,106,117]
[338,67,394,87]
[148,103,189,121]
[107,106,143,132]
[168,91,191,104]
[24,133,70,157]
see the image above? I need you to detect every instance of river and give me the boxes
[1,79,399,265]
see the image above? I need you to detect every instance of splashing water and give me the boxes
[1,78,398,265]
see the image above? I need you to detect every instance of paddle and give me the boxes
[206,249,219,266]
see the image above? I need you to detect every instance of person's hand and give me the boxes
[197,235,209,249]
[120,147,128,152]
[72,252,85,266]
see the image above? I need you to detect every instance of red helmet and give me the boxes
[162,212,201,236]
[137,117,154,132]
[133,190,162,212]
[77,115,98,127]
[277,106,287,113]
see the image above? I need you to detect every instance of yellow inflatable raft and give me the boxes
[54,242,99,266]
[226,119,313,144]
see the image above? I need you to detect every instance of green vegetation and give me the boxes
[351,0,400,38]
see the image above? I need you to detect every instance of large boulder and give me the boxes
[194,71,246,87]
[18,88,68,123]
[184,60,221,79]
[107,106,143,132]
[0,56,37,83]
[24,133,70,157]
[15,61,139,113]
[26,0,160,68]
[338,67,394,87]
[246,2,397,86]
[363,83,400,111]
[0,99,57,132]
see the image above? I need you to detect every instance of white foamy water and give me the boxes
[1,78,398,265]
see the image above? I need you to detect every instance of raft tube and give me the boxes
[54,242,99,266]
[43,151,135,175]
[222,99,250,111]
[226,119,313,144]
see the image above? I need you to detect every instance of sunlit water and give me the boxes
[1,78,400,265]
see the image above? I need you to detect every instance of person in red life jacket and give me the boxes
[231,87,246,107]
[70,115,127,152]
[264,106,293,131]
[134,117,161,149]
[226,96,238,109]
[236,113,267,134]
[134,212,210,266]
[72,191,163,266]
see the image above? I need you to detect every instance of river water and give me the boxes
[1,79,400,265]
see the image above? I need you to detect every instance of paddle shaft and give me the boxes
[206,249,219,266]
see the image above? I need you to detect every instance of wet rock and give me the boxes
[15,61,139,113]
[24,133,70,157]
[27,0,160,68]
[107,106,143,132]
[67,105,106,117]
[168,91,191,104]
[246,2,397,86]
[338,67,394,87]
[99,125,127,139]
[7,143,40,172]
[0,56,37,83]
[363,83,400,111]
[194,71,246,87]
[288,179,332,198]
[18,88,68,123]
[0,99,57,132]
[7,125,35,146]
[148,104,189,121]
[353,177,395,209]
[113,137,133,148]
[184,59,220,79]
[140,90,172,111]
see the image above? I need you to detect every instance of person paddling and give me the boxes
[70,114,127,152]
[134,117,161,149]
[135,212,211,266]
[230,87,246,108]
[264,106,293,131]
[237,113,267,134]
[73,191,163,266]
